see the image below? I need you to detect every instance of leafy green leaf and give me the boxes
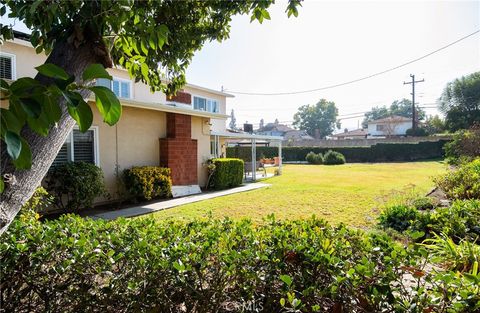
[4,131,22,160]
[62,90,82,107]
[27,112,50,137]
[82,64,112,81]
[148,32,157,50]
[0,176,4,193]
[1,108,23,135]
[279,274,292,287]
[88,86,122,125]
[12,138,32,169]
[67,99,93,132]
[42,94,62,124]
[19,98,42,118]
[141,63,149,79]
[35,63,70,80]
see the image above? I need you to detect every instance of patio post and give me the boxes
[251,138,256,181]
[278,140,282,175]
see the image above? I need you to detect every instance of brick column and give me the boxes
[160,113,197,185]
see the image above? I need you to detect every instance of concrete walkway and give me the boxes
[91,182,270,220]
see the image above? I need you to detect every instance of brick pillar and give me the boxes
[160,113,197,185]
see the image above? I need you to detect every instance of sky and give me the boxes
[185,0,480,131]
[3,1,479,131]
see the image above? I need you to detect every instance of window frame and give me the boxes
[192,95,219,113]
[376,124,385,131]
[96,76,132,99]
[66,126,100,166]
[0,52,17,80]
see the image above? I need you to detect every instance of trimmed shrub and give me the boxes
[378,205,419,232]
[406,127,429,137]
[411,196,437,210]
[2,214,479,312]
[46,162,107,212]
[227,140,448,163]
[434,158,480,200]
[209,158,244,190]
[323,150,346,165]
[123,166,172,201]
[305,151,323,164]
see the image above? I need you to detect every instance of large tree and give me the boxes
[439,71,480,132]
[293,99,340,138]
[0,0,301,234]
[362,98,426,128]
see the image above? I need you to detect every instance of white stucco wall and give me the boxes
[368,121,412,136]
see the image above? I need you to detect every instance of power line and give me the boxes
[225,29,480,96]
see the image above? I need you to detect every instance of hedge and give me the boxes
[2,213,479,312]
[209,158,244,190]
[227,140,448,162]
[123,166,172,200]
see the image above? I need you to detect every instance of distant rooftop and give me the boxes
[369,115,411,123]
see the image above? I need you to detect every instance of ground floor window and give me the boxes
[52,127,99,167]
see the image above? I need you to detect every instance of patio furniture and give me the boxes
[244,161,266,179]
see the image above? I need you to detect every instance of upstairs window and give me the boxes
[51,128,99,168]
[0,53,16,80]
[96,78,131,99]
[193,96,219,113]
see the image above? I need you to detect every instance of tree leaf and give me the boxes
[19,98,42,119]
[141,63,149,79]
[67,99,93,132]
[62,90,82,107]
[82,64,112,81]
[0,176,4,193]
[148,32,157,50]
[42,94,62,124]
[27,112,50,137]
[35,63,70,80]
[4,131,22,160]
[1,108,23,135]
[12,138,32,169]
[88,86,122,125]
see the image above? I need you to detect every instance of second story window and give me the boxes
[193,96,219,113]
[96,78,131,99]
[0,53,16,80]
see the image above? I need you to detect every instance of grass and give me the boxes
[146,161,446,228]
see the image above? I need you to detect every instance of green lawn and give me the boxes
[147,161,446,228]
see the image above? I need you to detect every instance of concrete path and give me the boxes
[90,182,270,220]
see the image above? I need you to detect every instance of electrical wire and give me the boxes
[225,30,480,96]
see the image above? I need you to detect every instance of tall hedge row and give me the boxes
[209,158,244,190]
[227,140,448,162]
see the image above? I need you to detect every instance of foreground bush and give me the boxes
[323,150,346,165]
[208,158,243,190]
[434,158,480,200]
[2,214,479,312]
[46,162,107,212]
[123,166,172,201]
[305,151,323,164]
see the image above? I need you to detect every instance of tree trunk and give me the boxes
[0,35,111,235]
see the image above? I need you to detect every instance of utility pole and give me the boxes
[404,74,424,131]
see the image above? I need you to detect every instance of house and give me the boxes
[367,115,412,137]
[256,121,313,142]
[330,128,368,140]
[0,32,235,199]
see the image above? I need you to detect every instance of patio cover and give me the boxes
[211,131,283,181]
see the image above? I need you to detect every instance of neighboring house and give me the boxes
[367,115,412,137]
[1,32,234,199]
[256,122,313,141]
[330,128,368,140]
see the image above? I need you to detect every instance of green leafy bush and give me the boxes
[46,162,107,212]
[227,140,448,162]
[411,199,480,242]
[2,214,479,312]
[378,205,419,232]
[434,158,480,200]
[323,150,346,165]
[406,127,429,137]
[305,151,323,164]
[444,124,480,165]
[208,158,244,190]
[411,196,438,210]
[123,166,172,201]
